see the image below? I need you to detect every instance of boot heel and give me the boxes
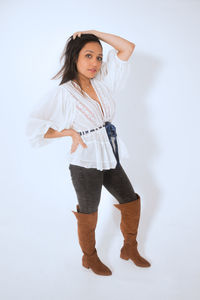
[120,253,129,260]
[82,257,90,269]
[120,246,129,260]
[82,263,90,269]
[82,261,90,269]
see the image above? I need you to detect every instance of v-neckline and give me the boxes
[70,79,104,118]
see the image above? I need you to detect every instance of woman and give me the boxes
[26,30,151,276]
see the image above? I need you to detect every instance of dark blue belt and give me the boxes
[104,121,120,167]
[78,122,120,167]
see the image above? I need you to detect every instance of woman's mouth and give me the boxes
[88,69,97,73]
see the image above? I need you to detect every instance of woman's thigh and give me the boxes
[69,164,103,213]
[102,164,138,204]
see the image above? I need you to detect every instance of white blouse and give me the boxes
[26,48,131,170]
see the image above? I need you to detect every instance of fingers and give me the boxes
[70,146,77,153]
[73,31,82,39]
[70,144,87,153]
[72,31,90,40]
[80,140,88,148]
[70,137,87,153]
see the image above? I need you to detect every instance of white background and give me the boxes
[0,0,200,299]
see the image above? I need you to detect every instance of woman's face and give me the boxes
[76,42,103,80]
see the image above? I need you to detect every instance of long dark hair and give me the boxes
[51,33,103,95]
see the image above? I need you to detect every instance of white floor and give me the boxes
[1,173,199,300]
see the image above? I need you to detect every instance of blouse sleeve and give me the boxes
[25,85,76,148]
[96,48,132,94]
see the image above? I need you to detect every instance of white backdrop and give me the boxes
[0,0,200,299]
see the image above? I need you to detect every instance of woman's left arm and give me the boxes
[72,30,135,61]
[94,30,135,52]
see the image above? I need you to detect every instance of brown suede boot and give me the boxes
[114,193,151,268]
[72,205,112,276]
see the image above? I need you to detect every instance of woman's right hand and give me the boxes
[70,129,88,153]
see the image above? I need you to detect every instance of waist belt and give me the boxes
[78,121,120,167]
[79,124,105,136]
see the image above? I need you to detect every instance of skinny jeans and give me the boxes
[69,162,138,214]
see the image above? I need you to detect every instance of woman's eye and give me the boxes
[86,54,102,61]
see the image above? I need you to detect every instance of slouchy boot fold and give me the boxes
[114,194,151,267]
[72,205,112,276]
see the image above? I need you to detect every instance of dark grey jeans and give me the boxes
[68,162,138,214]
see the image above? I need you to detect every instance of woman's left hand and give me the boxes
[72,30,97,39]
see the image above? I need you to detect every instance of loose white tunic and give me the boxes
[26,48,131,170]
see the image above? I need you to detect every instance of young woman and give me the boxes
[26,30,151,276]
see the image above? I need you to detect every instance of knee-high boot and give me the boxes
[114,194,151,267]
[72,205,112,276]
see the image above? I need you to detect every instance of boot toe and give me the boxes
[137,257,151,267]
[83,253,112,276]
[99,264,112,275]
[130,255,151,267]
